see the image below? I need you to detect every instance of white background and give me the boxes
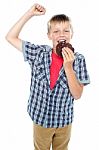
[0,0,99,150]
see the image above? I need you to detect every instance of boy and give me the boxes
[6,3,90,150]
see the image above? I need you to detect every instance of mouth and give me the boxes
[57,39,66,43]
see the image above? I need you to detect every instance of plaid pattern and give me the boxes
[22,40,90,128]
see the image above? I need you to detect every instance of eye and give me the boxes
[64,30,70,32]
[53,30,59,33]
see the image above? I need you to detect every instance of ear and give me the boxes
[47,32,52,40]
[70,24,73,39]
[71,32,73,39]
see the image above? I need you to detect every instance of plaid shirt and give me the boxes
[22,40,90,128]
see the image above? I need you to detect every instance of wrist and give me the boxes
[64,67,75,75]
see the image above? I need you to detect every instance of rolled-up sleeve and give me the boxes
[75,54,90,85]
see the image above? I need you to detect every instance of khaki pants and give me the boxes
[33,123,72,150]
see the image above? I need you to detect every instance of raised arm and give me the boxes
[5,3,46,52]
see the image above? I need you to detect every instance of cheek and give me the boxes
[50,35,57,41]
[47,34,51,40]
[67,34,72,40]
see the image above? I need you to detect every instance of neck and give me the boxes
[52,48,57,54]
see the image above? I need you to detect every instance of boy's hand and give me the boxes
[28,3,46,16]
[62,47,75,71]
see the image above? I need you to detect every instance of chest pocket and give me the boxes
[35,63,46,81]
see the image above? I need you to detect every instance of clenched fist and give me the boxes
[28,3,46,16]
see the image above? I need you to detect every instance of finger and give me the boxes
[62,48,69,61]
[62,48,70,60]
[35,4,46,13]
[63,47,74,59]
[66,48,75,60]
[62,51,66,61]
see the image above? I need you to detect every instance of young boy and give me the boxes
[6,3,90,150]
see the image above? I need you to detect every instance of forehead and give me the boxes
[50,21,70,30]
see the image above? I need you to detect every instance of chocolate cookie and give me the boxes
[56,40,74,57]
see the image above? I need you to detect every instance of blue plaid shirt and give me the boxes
[22,40,90,128]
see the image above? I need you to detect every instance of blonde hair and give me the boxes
[47,14,73,36]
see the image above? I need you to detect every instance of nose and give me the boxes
[59,31,65,36]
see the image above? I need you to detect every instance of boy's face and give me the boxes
[48,21,72,53]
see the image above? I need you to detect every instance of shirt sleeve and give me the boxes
[75,54,90,86]
[22,40,41,65]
